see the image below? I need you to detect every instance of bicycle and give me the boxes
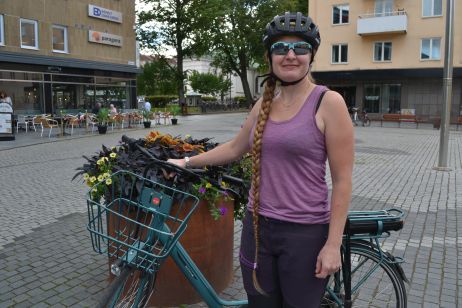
[86,138,407,308]
[350,107,371,127]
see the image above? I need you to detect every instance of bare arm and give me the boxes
[315,91,354,278]
[168,99,262,168]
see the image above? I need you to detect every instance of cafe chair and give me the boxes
[36,116,59,138]
[16,115,32,133]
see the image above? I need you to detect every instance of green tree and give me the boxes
[137,0,209,114]
[188,71,231,98]
[197,0,306,107]
[137,57,178,96]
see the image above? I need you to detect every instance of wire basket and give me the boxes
[87,170,199,274]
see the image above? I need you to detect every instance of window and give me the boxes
[332,44,348,63]
[423,0,442,17]
[52,25,68,53]
[364,84,401,113]
[0,15,4,46]
[421,38,441,60]
[20,18,38,49]
[374,42,392,61]
[375,0,394,17]
[333,5,349,24]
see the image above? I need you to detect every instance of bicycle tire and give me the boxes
[362,119,371,127]
[99,266,155,308]
[322,243,407,308]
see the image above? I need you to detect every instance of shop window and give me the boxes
[52,25,68,53]
[421,38,441,60]
[364,84,401,113]
[423,0,442,17]
[333,5,349,24]
[374,42,392,61]
[20,18,38,49]
[332,44,348,64]
[0,15,4,46]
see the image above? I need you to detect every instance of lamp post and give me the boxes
[436,0,454,170]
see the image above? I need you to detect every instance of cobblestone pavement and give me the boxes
[0,114,461,307]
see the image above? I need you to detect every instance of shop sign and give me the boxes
[88,30,123,47]
[88,4,122,23]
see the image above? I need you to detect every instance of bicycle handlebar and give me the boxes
[121,135,245,197]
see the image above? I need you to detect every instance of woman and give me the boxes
[0,91,13,107]
[168,12,353,308]
[109,104,117,115]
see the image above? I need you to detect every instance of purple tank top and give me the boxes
[248,85,330,224]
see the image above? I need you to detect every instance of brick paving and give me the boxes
[0,115,461,307]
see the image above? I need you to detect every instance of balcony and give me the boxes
[357,11,407,36]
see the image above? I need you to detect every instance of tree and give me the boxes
[188,71,231,98]
[137,57,178,96]
[137,0,209,114]
[197,0,306,108]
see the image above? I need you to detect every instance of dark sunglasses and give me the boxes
[270,41,313,56]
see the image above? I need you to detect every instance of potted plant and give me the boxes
[96,107,109,134]
[74,131,249,306]
[141,109,152,128]
[169,105,180,125]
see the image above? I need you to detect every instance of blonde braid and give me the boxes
[250,76,277,294]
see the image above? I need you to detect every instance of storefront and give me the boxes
[0,53,138,115]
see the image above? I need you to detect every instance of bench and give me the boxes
[381,114,419,128]
[457,116,462,130]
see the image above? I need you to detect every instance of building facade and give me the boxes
[309,0,461,120]
[0,0,139,115]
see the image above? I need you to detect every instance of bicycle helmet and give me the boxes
[263,12,321,54]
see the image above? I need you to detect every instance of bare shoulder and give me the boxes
[322,90,347,111]
[248,98,263,120]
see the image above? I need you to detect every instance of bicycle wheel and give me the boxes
[362,118,371,127]
[322,243,407,308]
[100,266,155,308]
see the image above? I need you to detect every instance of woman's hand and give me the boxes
[315,242,342,279]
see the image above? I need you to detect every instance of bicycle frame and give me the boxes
[155,223,248,307]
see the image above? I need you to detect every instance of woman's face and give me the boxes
[270,36,312,82]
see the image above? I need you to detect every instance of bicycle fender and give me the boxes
[385,252,409,283]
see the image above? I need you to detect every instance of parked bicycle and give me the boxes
[86,137,407,308]
[350,107,371,127]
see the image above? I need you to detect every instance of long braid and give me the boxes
[250,75,277,294]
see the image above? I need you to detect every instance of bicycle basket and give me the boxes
[86,170,199,273]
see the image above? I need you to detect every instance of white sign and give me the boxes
[88,30,123,47]
[88,5,122,23]
[0,113,12,134]
[0,103,13,113]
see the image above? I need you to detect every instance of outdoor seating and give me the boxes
[36,116,59,138]
[65,115,81,135]
[16,115,32,133]
[160,112,171,125]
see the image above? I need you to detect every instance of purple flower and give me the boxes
[222,191,229,197]
[219,207,227,216]
[198,187,206,194]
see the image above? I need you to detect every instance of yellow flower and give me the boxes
[110,153,117,158]
[103,172,110,179]
[103,157,109,162]
[83,173,89,180]
[90,176,97,183]
[86,180,93,187]
[91,188,97,193]
[97,159,103,165]
[111,147,116,150]
[206,182,212,188]
[185,134,191,139]
[106,178,112,185]
[221,181,228,188]
[98,175,104,182]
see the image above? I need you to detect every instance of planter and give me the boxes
[171,118,178,125]
[107,198,235,306]
[97,125,108,134]
[143,121,151,128]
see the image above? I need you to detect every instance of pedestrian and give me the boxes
[0,91,13,107]
[92,102,102,115]
[168,12,353,308]
[109,104,117,115]
[144,100,151,112]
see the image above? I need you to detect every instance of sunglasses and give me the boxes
[270,41,313,56]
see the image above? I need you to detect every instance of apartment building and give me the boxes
[0,0,139,115]
[309,0,461,120]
